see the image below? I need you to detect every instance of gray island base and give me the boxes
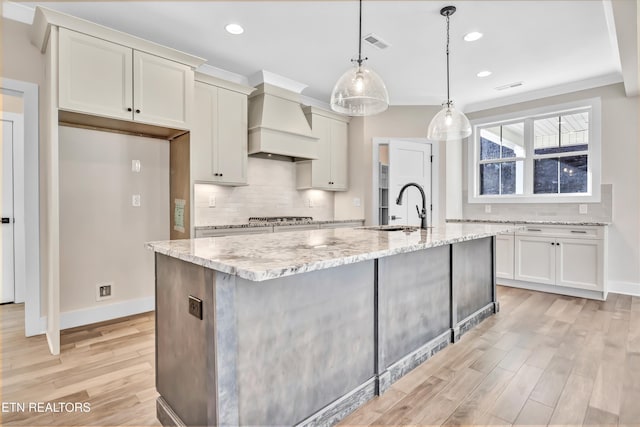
[147,224,519,426]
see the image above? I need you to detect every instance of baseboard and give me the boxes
[498,279,605,301]
[608,280,640,297]
[39,296,155,331]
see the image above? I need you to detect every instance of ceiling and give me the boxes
[19,1,624,111]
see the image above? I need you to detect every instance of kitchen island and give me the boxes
[147,223,519,427]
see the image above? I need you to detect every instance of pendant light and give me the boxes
[427,6,472,141]
[330,0,389,116]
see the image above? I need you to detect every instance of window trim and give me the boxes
[468,97,601,204]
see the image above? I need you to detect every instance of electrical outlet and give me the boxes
[132,194,141,207]
[188,295,203,320]
[579,204,588,214]
[484,205,492,213]
[131,160,141,173]
[208,195,216,208]
[96,283,113,301]
[353,198,361,207]
[307,198,314,208]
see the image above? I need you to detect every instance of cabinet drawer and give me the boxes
[273,224,320,233]
[516,225,603,239]
[195,227,272,238]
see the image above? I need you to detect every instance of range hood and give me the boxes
[248,83,318,161]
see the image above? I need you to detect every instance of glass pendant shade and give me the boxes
[427,101,472,141]
[330,62,389,116]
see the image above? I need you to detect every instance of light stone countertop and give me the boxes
[147,223,521,282]
[447,219,611,226]
[194,218,365,230]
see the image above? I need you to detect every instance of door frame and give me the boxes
[1,78,41,337]
[2,112,23,303]
[371,138,440,227]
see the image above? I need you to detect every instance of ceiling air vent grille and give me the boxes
[363,33,391,50]
[495,81,524,91]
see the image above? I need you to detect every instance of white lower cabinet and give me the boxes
[508,225,607,299]
[514,235,556,285]
[555,237,603,291]
[495,234,515,280]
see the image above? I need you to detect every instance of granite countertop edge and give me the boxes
[147,224,521,282]
[193,218,365,230]
[447,218,611,226]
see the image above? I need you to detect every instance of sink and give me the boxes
[359,225,420,232]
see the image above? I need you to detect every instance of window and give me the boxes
[468,98,601,203]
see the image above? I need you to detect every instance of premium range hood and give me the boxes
[248,83,318,161]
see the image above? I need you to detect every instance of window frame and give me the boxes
[468,98,601,204]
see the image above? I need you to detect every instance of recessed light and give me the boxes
[225,23,244,35]
[463,31,483,42]
[477,70,492,78]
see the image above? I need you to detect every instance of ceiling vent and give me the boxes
[495,81,524,91]
[363,33,391,50]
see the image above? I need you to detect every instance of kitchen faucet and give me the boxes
[395,182,428,229]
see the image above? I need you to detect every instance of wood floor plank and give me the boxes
[549,373,595,425]
[489,364,544,422]
[529,354,573,407]
[513,399,554,426]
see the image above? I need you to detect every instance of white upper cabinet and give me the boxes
[191,76,254,186]
[296,107,349,191]
[133,51,193,129]
[58,28,194,130]
[59,28,133,121]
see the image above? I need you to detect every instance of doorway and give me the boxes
[1,79,40,337]
[2,117,16,303]
[372,138,439,227]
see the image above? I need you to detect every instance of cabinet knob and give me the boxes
[214,173,219,176]
[135,109,141,114]
[551,242,554,246]
[220,173,223,177]
[127,108,132,112]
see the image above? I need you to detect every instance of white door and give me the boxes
[216,87,248,184]
[58,28,134,120]
[555,238,603,291]
[329,119,348,190]
[514,235,556,285]
[133,51,193,130]
[495,234,515,280]
[388,140,432,226]
[1,120,14,303]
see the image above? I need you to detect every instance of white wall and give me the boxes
[59,126,169,314]
[194,157,335,225]
[463,83,640,293]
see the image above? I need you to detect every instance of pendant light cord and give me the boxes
[358,0,363,64]
[445,12,451,105]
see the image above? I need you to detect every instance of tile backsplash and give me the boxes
[194,157,334,226]
[461,184,613,223]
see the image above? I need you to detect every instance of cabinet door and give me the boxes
[191,82,217,182]
[215,88,248,185]
[514,235,556,285]
[58,28,133,120]
[556,238,603,291]
[495,234,515,280]
[330,119,348,190]
[310,116,332,190]
[133,51,193,129]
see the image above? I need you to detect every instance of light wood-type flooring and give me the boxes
[1,286,639,426]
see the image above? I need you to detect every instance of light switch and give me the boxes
[307,198,314,208]
[132,194,141,207]
[208,195,216,208]
[579,204,588,214]
[484,205,492,213]
[132,160,141,173]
